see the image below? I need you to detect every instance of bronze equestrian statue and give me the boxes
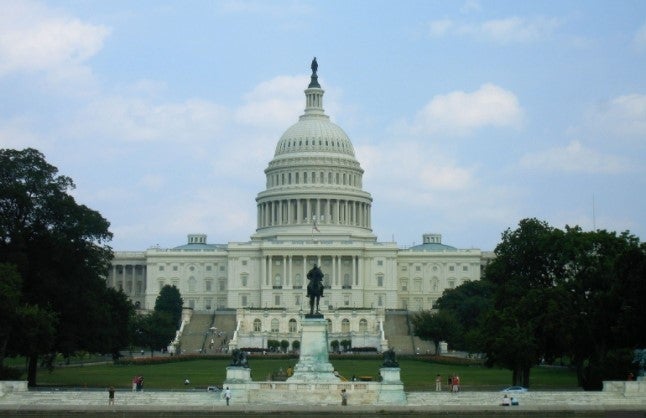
[306,264,324,316]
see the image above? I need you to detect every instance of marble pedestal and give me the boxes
[288,316,340,382]
[377,367,406,404]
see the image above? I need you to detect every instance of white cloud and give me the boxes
[235,75,307,129]
[72,96,230,142]
[592,94,646,138]
[406,83,522,136]
[428,16,562,44]
[519,140,630,174]
[0,0,110,77]
[634,21,646,51]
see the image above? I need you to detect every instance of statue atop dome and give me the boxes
[311,57,318,76]
[308,57,320,88]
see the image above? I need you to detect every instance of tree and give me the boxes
[0,148,132,385]
[133,311,176,356]
[410,310,461,355]
[435,280,493,352]
[0,263,22,369]
[482,218,645,389]
[154,285,183,327]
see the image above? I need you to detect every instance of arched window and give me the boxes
[253,318,262,332]
[359,319,368,333]
[289,318,297,333]
[341,318,350,333]
[188,276,196,292]
[271,318,279,333]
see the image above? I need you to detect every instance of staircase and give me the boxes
[180,311,237,354]
[383,311,435,355]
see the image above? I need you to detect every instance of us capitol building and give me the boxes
[108,60,492,352]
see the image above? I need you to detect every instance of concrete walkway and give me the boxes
[1,387,645,417]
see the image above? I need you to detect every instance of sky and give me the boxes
[1,0,645,251]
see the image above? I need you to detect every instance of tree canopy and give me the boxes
[0,148,134,385]
[414,218,645,390]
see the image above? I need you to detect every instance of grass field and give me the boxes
[25,357,579,392]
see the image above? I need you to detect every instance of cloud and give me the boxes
[634,21,646,51]
[519,140,630,174]
[235,75,307,129]
[405,83,523,136]
[71,96,230,142]
[0,0,110,77]
[591,94,646,138]
[428,16,562,44]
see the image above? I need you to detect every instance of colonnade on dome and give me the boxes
[256,197,371,229]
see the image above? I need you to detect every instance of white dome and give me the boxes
[275,116,355,158]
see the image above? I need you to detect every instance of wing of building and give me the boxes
[108,61,495,353]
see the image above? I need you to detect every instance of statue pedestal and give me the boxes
[377,367,406,404]
[225,366,251,383]
[288,316,339,382]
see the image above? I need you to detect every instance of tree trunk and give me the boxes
[27,354,38,387]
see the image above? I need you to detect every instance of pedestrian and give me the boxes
[131,376,137,391]
[340,388,348,406]
[453,374,460,392]
[435,374,442,391]
[224,386,231,405]
[108,386,115,405]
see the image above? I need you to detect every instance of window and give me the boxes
[415,266,421,272]
[241,295,248,307]
[189,266,195,272]
[188,299,195,309]
[463,265,468,271]
[359,319,368,333]
[343,274,351,289]
[289,319,297,333]
[188,277,196,292]
[274,294,281,306]
[271,318,279,333]
[377,260,383,266]
[273,274,282,288]
[204,298,212,310]
[241,275,248,287]
[242,260,248,266]
[344,294,350,306]
[449,265,455,271]
[377,275,384,287]
[219,280,226,291]
[220,265,225,272]
[449,280,455,288]
[341,319,350,333]
[205,280,212,292]
[206,265,212,271]
[401,280,408,291]
[159,265,164,271]
[253,318,262,332]
[173,266,178,272]
[377,294,384,307]
[295,295,301,306]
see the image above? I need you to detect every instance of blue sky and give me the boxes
[1,0,645,251]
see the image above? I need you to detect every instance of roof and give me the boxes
[407,242,457,252]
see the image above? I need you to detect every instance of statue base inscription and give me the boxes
[288,316,340,383]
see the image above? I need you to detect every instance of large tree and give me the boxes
[154,285,184,328]
[410,310,461,355]
[482,218,645,389]
[0,148,132,385]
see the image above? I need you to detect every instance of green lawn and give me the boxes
[25,357,578,391]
